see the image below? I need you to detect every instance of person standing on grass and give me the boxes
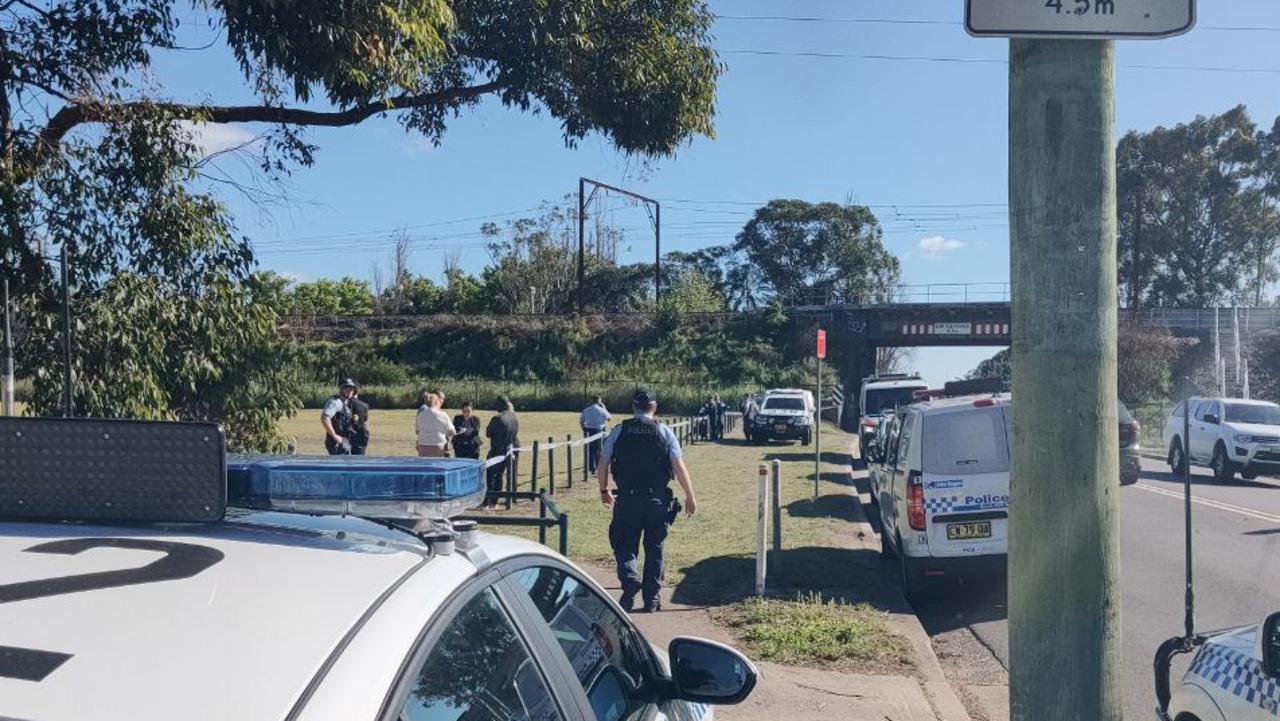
[321,378,359,455]
[709,393,726,440]
[580,395,611,473]
[597,389,697,614]
[452,402,482,459]
[415,391,454,457]
[484,396,520,507]
[348,388,370,455]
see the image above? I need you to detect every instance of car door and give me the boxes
[885,411,912,540]
[503,560,703,721]
[383,579,580,721]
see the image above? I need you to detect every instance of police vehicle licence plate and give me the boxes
[947,522,992,541]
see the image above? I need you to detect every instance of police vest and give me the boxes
[328,395,354,436]
[610,417,673,494]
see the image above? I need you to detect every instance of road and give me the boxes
[910,456,1280,721]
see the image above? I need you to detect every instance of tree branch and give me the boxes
[28,79,504,173]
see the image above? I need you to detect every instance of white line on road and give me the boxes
[1134,482,1280,524]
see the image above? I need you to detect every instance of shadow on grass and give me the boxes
[765,451,850,465]
[785,494,862,522]
[671,545,902,611]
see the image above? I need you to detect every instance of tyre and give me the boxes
[897,544,928,605]
[1243,471,1258,481]
[1211,443,1236,483]
[1168,438,1188,475]
[802,428,812,446]
[879,519,896,559]
[1120,473,1138,486]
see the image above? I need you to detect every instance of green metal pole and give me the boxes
[1008,39,1121,721]
[815,356,822,499]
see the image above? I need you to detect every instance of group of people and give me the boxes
[320,380,699,614]
[697,394,728,440]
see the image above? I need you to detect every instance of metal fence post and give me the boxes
[547,436,556,495]
[582,430,591,483]
[506,451,517,510]
[565,434,574,489]
[538,491,548,546]
[558,512,569,556]
[756,464,769,595]
[771,459,782,553]
[530,441,540,497]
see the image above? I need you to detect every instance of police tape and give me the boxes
[481,431,609,468]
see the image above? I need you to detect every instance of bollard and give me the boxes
[547,436,556,495]
[566,433,574,489]
[756,464,769,595]
[530,441,541,496]
[771,459,782,554]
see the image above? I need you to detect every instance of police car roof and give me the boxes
[0,511,544,721]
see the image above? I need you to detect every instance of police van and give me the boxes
[867,393,1011,601]
[0,417,757,721]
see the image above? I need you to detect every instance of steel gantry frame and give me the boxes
[577,178,661,313]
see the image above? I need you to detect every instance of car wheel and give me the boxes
[879,520,896,559]
[1211,443,1236,483]
[1168,438,1188,475]
[1243,472,1258,481]
[897,544,927,605]
[1120,473,1138,486]
[802,429,812,446]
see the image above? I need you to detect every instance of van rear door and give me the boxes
[919,403,1011,558]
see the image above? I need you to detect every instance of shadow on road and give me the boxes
[671,545,904,611]
[1137,467,1280,491]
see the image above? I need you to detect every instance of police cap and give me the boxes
[633,388,657,407]
[339,377,360,390]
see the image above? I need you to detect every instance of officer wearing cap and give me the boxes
[321,378,359,455]
[596,388,698,613]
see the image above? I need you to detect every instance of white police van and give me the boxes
[1157,613,1280,721]
[0,417,756,721]
[867,393,1011,601]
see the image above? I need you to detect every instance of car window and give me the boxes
[922,407,1010,475]
[763,397,805,410]
[1118,401,1132,423]
[1224,404,1280,426]
[1170,400,1185,418]
[865,387,923,416]
[512,566,652,721]
[896,413,915,468]
[400,587,563,721]
[885,416,903,466]
[1193,400,1216,422]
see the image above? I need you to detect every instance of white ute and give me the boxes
[1162,398,1280,482]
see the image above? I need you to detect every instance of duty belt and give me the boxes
[615,486,669,498]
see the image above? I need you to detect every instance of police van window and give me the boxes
[884,416,902,467]
[896,413,915,467]
[922,408,1010,476]
[400,588,563,721]
[513,566,651,721]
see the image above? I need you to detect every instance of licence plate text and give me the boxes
[946,521,992,541]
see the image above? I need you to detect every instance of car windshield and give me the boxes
[1118,401,1132,423]
[864,387,923,416]
[763,397,804,411]
[1224,404,1280,426]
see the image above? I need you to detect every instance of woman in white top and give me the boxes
[415,391,455,457]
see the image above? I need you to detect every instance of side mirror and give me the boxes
[867,442,883,464]
[1262,612,1280,678]
[667,637,758,705]
[1204,414,1220,425]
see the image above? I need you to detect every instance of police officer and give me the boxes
[597,389,697,613]
[321,378,359,455]
[348,388,370,455]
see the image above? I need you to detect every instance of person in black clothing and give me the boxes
[710,394,726,440]
[348,390,370,455]
[452,402,482,459]
[483,396,520,507]
[321,378,359,455]
[596,389,698,613]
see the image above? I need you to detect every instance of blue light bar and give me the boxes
[227,455,486,519]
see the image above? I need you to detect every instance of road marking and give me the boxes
[1134,483,1280,524]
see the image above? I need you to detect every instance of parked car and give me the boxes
[749,389,815,445]
[866,393,1012,601]
[856,374,928,462]
[1162,397,1280,482]
[1119,401,1141,485]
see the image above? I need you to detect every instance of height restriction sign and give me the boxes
[966,0,1195,39]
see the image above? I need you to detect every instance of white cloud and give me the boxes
[918,235,966,261]
[179,121,260,158]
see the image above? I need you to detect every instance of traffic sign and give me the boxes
[966,0,1195,40]
[816,329,826,359]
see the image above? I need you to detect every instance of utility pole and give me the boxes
[577,178,586,313]
[1008,39,1122,721]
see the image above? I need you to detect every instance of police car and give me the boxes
[0,417,757,721]
[1157,613,1280,721]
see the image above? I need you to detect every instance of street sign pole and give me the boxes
[1008,39,1121,721]
[815,330,826,499]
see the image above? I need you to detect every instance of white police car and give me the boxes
[0,417,757,721]
[1157,613,1280,721]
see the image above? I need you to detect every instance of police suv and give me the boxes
[0,417,757,721]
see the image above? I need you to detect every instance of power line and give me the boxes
[721,49,1280,75]
[714,13,1280,33]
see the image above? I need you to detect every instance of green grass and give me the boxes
[712,593,913,673]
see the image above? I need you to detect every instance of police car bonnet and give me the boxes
[0,417,487,524]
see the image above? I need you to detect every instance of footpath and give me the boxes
[579,438,978,721]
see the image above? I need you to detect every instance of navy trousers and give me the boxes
[609,494,670,603]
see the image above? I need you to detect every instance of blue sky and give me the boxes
[152,0,1280,385]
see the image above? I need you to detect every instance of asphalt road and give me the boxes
[911,456,1280,721]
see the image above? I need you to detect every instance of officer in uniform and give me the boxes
[596,389,698,613]
[321,378,359,455]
